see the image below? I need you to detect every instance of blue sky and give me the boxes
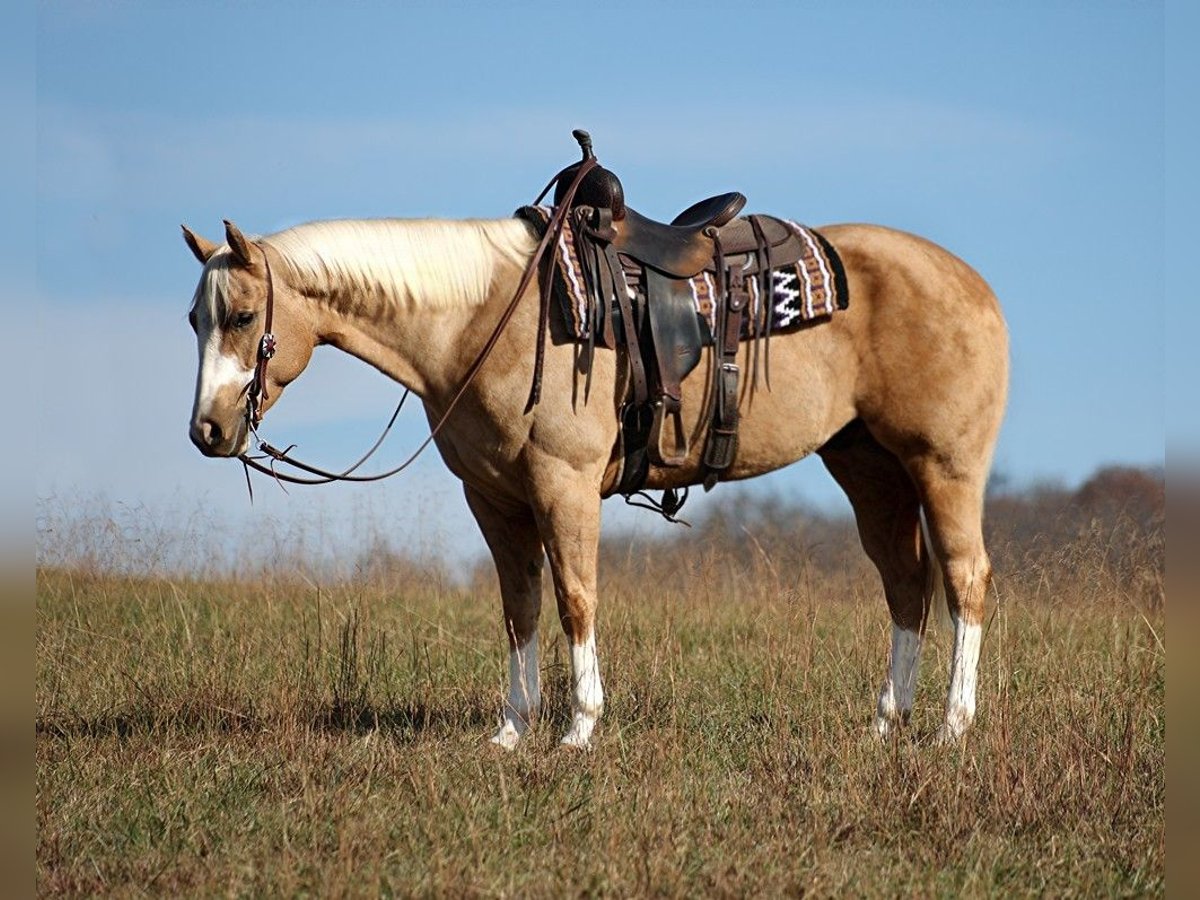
[30,2,1171,565]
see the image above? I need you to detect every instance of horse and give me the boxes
[182,209,1008,750]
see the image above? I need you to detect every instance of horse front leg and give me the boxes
[464,485,545,750]
[529,466,604,749]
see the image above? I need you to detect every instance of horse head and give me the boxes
[183,220,316,457]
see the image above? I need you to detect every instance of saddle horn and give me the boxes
[573,128,594,159]
[554,129,625,221]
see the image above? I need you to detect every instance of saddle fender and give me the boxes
[644,270,703,467]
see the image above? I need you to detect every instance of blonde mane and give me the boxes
[189,218,535,325]
[190,251,234,326]
[263,218,535,316]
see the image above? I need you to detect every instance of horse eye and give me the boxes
[232,311,255,329]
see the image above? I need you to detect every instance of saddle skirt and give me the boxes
[516,205,849,344]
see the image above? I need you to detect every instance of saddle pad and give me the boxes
[516,205,848,342]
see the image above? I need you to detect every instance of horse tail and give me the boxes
[919,510,952,633]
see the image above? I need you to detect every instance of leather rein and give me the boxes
[236,157,598,493]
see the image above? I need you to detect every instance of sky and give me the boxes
[25,2,1176,569]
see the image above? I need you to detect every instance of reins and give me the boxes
[236,156,599,494]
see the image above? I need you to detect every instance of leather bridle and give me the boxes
[235,155,598,492]
[241,246,277,429]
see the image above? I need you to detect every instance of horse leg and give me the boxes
[905,456,992,743]
[819,421,930,738]
[527,466,604,749]
[464,485,545,750]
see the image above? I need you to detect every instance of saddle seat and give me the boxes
[612,193,745,279]
[614,194,798,280]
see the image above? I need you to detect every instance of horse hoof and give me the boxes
[560,710,598,750]
[934,723,966,747]
[490,722,524,751]
[560,732,593,751]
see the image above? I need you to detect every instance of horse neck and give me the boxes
[292,219,534,400]
[312,291,481,399]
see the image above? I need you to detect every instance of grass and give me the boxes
[35,533,1164,898]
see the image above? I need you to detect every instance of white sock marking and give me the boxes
[942,615,981,740]
[874,625,922,738]
[561,633,603,749]
[491,632,539,750]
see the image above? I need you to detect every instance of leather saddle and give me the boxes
[545,131,809,502]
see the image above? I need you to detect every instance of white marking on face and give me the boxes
[561,633,603,749]
[190,307,254,456]
[491,632,540,750]
[194,323,253,412]
[874,625,922,738]
[942,616,981,741]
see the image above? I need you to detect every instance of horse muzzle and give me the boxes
[189,417,248,458]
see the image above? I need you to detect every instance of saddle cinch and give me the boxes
[518,130,847,515]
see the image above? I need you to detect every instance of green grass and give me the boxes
[36,558,1164,897]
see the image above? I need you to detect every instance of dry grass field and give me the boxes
[36,471,1164,897]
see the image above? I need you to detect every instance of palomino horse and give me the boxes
[183,212,1008,749]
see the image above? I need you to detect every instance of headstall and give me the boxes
[241,247,277,429]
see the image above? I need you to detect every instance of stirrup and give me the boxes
[648,397,689,467]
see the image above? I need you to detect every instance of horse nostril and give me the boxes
[190,418,225,451]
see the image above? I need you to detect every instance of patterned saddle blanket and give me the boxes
[518,205,848,343]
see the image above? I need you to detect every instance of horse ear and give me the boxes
[223,219,256,267]
[181,224,218,264]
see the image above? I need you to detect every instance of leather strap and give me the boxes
[613,252,648,407]
[701,229,746,480]
[749,214,774,391]
[242,247,277,427]
[527,158,600,410]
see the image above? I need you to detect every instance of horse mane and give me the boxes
[260,218,535,315]
[190,252,234,326]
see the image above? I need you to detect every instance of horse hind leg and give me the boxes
[905,456,993,743]
[818,421,932,738]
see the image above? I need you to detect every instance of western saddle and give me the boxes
[524,130,815,517]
